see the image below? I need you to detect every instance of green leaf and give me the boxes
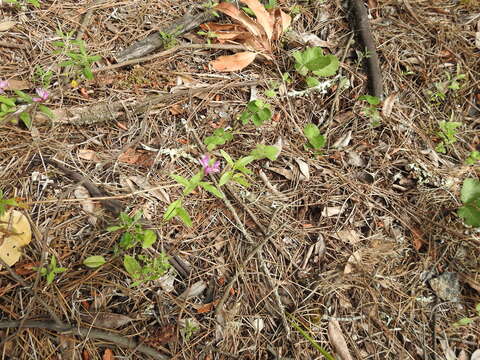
[359,95,381,105]
[250,144,279,161]
[476,303,480,315]
[38,105,55,119]
[106,225,123,232]
[234,156,255,170]
[219,171,233,186]
[176,207,192,227]
[46,271,55,285]
[252,107,272,126]
[190,171,204,185]
[199,182,224,198]
[460,178,480,204]
[58,60,75,67]
[83,256,106,268]
[14,90,32,102]
[164,199,181,220]
[312,55,339,77]
[141,229,157,248]
[82,66,94,80]
[304,123,325,149]
[232,173,251,187]
[458,203,480,228]
[171,174,190,187]
[124,255,142,279]
[265,89,276,98]
[0,96,16,107]
[119,232,135,249]
[306,77,319,87]
[19,112,32,128]
[220,150,234,167]
[454,317,474,326]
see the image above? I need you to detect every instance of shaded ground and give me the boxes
[1,0,479,359]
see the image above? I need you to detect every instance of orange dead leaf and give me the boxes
[102,349,113,360]
[78,149,100,162]
[214,2,264,38]
[196,299,220,314]
[169,104,184,115]
[82,350,90,360]
[118,148,154,167]
[242,0,274,40]
[115,121,128,130]
[210,51,257,72]
[411,227,425,251]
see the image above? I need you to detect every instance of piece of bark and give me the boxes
[347,0,383,98]
[115,10,217,62]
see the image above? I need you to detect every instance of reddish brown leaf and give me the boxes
[214,2,264,38]
[102,349,113,360]
[195,300,220,314]
[242,0,274,40]
[210,51,257,72]
[82,350,90,360]
[411,227,425,251]
[118,148,154,167]
[169,104,184,115]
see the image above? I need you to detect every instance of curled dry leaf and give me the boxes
[214,2,264,38]
[81,311,134,329]
[0,21,16,32]
[0,210,32,268]
[74,186,97,225]
[242,0,274,40]
[382,93,397,118]
[328,319,353,360]
[78,149,100,162]
[210,51,257,72]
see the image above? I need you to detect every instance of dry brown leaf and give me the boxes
[242,0,274,40]
[118,148,154,167]
[215,2,264,38]
[410,227,425,251]
[4,79,31,91]
[78,149,100,162]
[210,51,257,72]
[382,93,397,118]
[0,210,32,268]
[334,229,362,244]
[102,348,113,360]
[328,319,353,360]
[0,21,16,32]
[195,300,220,314]
[344,250,362,274]
[295,158,310,181]
[74,186,97,225]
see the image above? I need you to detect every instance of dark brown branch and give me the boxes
[348,0,383,98]
[0,320,168,360]
[115,10,217,62]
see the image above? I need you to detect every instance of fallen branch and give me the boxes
[115,10,217,62]
[0,320,168,360]
[348,0,383,98]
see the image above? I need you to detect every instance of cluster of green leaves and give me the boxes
[293,47,339,87]
[466,150,480,165]
[303,123,325,151]
[123,253,171,287]
[53,28,101,81]
[240,100,272,126]
[34,65,53,88]
[37,255,67,285]
[181,319,200,342]
[203,128,233,151]
[0,190,19,217]
[457,178,480,228]
[427,68,466,104]
[159,31,179,49]
[359,95,381,127]
[84,212,170,286]
[454,303,480,327]
[4,0,40,7]
[0,90,53,128]
[435,119,461,154]
[201,0,220,17]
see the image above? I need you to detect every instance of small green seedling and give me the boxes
[359,95,381,127]
[250,144,280,161]
[204,128,233,151]
[37,255,67,285]
[159,31,178,49]
[34,65,53,88]
[240,100,272,126]
[181,319,200,342]
[219,150,255,188]
[0,89,53,128]
[83,255,106,268]
[123,253,170,286]
[293,47,339,87]
[202,0,220,16]
[0,190,19,217]
[107,212,157,250]
[428,67,466,104]
[453,303,480,327]
[197,30,219,44]
[164,199,193,227]
[303,123,326,151]
[457,178,480,228]
[264,0,277,9]
[53,28,101,80]
[465,150,480,165]
[435,119,461,154]
[264,81,280,98]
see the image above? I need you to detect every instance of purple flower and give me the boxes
[199,155,221,175]
[32,88,49,102]
[0,80,8,94]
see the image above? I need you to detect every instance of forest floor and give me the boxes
[1,0,479,359]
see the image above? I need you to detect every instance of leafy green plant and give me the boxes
[37,255,67,285]
[0,190,19,217]
[359,95,381,127]
[159,31,178,49]
[250,144,280,161]
[457,178,480,228]
[202,0,220,17]
[453,303,480,327]
[53,29,101,80]
[107,212,157,250]
[293,47,339,87]
[123,253,171,287]
[4,0,40,7]
[240,100,272,126]
[465,150,480,165]
[219,150,255,187]
[435,119,461,154]
[204,128,234,151]
[303,123,326,151]
[427,68,466,104]
[163,199,193,227]
[34,65,53,88]
[83,255,106,268]
[265,80,280,98]
[181,319,200,342]
[264,0,277,10]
